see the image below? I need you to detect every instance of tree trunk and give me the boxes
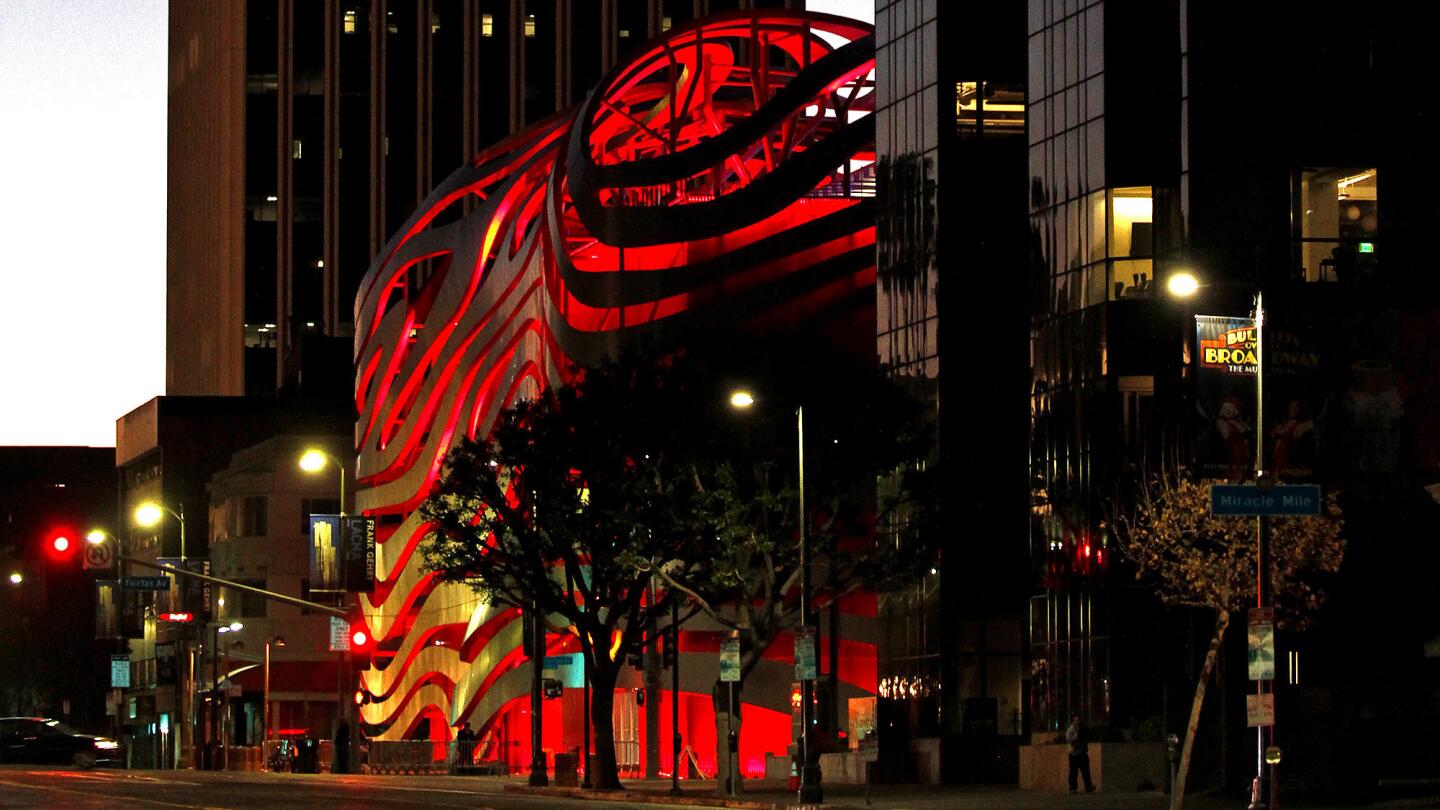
[589,662,623,789]
[713,679,743,794]
[1173,609,1230,810]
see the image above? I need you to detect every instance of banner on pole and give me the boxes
[310,515,343,592]
[1195,315,1258,480]
[342,516,377,593]
[1248,607,1276,680]
[794,626,818,681]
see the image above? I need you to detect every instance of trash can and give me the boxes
[554,751,579,787]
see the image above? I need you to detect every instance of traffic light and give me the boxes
[45,525,78,562]
[349,621,373,668]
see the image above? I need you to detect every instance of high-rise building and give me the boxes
[166,0,778,398]
[873,0,1030,783]
[1025,0,1440,793]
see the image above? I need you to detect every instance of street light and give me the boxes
[8,572,22,585]
[1165,272,1274,807]
[1166,270,1200,298]
[134,501,187,561]
[213,622,244,769]
[264,636,287,741]
[727,389,822,804]
[298,448,346,515]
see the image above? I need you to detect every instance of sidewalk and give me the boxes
[502,776,1173,809]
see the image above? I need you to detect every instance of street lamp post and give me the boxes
[299,446,357,772]
[264,636,287,742]
[669,598,682,797]
[131,505,192,769]
[1168,273,1275,808]
[728,390,822,804]
[134,501,186,561]
[213,621,243,769]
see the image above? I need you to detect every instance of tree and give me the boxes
[420,340,936,790]
[633,357,937,789]
[420,356,711,789]
[1112,476,1344,809]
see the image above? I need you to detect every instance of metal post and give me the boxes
[1250,292,1276,809]
[222,641,231,770]
[210,625,219,769]
[797,404,822,804]
[529,600,548,786]
[264,641,271,742]
[582,644,592,788]
[726,679,737,795]
[670,599,681,797]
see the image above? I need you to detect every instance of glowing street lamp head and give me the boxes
[229,621,244,632]
[86,530,107,545]
[298,449,329,473]
[1166,271,1200,298]
[134,502,164,528]
[728,390,755,409]
[8,572,22,585]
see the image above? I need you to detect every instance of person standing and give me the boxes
[456,721,476,767]
[1066,715,1095,793]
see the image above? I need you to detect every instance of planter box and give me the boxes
[1019,741,1167,792]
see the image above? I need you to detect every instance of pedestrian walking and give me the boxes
[1065,715,1095,793]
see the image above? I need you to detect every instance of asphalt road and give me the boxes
[0,768,711,810]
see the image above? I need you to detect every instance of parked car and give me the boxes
[0,717,122,768]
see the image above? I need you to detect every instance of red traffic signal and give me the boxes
[348,620,374,668]
[45,526,78,561]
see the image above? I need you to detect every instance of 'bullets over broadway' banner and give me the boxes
[1196,315,1258,480]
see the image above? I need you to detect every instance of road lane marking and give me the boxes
[0,777,226,809]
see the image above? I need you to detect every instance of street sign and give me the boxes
[1211,484,1322,516]
[794,626,818,681]
[1246,693,1274,727]
[720,639,741,683]
[110,655,131,688]
[1248,608,1275,681]
[83,541,115,571]
[328,616,350,652]
[122,576,171,591]
[158,612,194,623]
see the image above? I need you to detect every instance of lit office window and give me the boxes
[1296,167,1378,283]
[343,9,357,34]
[620,29,630,38]
[525,14,536,38]
[662,16,672,31]
[482,13,494,37]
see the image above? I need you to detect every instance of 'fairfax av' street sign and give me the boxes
[1211,484,1322,517]
[121,576,172,591]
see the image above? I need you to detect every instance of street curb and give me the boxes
[502,784,791,810]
